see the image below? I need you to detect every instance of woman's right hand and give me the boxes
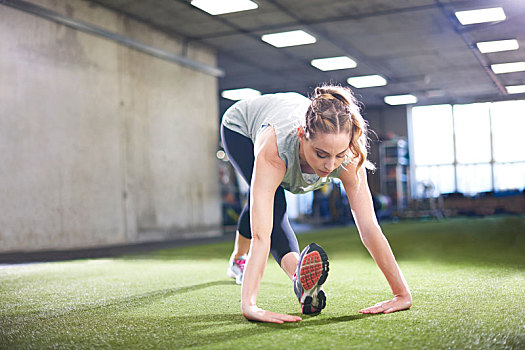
[242,304,302,324]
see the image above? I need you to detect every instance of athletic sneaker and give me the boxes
[293,243,329,314]
[226,255,246,285]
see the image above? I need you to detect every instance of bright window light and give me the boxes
[453,103,492,164]
[191,0,258,15]
[411,101,525,196]
[505,85,525,94]
[494,163,525,191]
[310,56,357,71]
[347,75,387,88]
[415,165,456,195]
[456,164,493,195]
[261,30,316,48]
[491,62,525,74]
[476,39,519,53]
[221,88,261,100]
[384,94,418,105]
[411,105,455,166]
[455,7,506,25]
[491,100,525,162]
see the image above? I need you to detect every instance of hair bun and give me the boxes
[313,85,353,108]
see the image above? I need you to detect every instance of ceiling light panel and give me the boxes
[347,75,387,88]
[261,30,316,48]
[491,62,525,74]
[455,7,506,25]
[311,56,357,71]
[191,0,258,15]
[221,88,261,100]
[476,39,519,53]
[506,85,525,94]
[384,94,418,105]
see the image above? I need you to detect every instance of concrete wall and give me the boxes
[0,0,222,253]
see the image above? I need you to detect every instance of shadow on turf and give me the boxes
[122,312,377,348]
[6,280,234,323]
[158,312,378,347]
[252,312,376,328]
[3,311,378,349]
[3,279,381,348]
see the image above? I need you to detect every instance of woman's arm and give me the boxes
[241,127,302,323]
[339,165,412,314]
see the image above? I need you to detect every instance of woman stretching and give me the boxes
[221,85,412,323]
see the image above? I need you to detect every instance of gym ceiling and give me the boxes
[90,0,525,110]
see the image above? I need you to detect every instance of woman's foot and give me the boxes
[293,243,329,314]
[226,256,247,285]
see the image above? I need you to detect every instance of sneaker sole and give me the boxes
[299,243,329,314]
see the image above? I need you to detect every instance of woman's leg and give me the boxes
[221,125,254,262]
[271,188,329,314]
[221,124,301,278]
[270,187,300,279]
[280,252,300,279]
[231,231,251,260]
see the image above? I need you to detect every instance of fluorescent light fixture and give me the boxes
[455,7,506,25]
[476,39,519,53]
[384,94,418,105]
[221,88,261,100]
[191,0,258,15]
[347,75,387,88]
[491,62,525,74]
[506,85,525,94]
[311,56,357,71]
[261,30,316,48]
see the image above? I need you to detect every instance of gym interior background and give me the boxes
[1,0,524,255]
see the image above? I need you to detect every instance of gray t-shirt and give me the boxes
[222,92,349,194]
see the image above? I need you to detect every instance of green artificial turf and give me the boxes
[1,216,524,349]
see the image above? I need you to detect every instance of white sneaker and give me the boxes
[226,256,246,285]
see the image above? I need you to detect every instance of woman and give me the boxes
[221,85,412,323]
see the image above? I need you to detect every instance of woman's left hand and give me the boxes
[359,294,412,314]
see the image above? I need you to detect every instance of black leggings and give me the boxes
[221,124,299,265]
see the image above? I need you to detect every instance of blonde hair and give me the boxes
[305,85,374,174]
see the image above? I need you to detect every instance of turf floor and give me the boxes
[1,216,524,349]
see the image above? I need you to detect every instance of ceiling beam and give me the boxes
[0,0,225,77]
[88,0,301,89]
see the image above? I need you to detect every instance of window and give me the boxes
[411,105,454,166]
[491,101,525,163]
[410,100,525,196]
[453,103,491,164]
[411,105,455,196]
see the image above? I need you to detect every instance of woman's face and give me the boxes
[301,131,350,177]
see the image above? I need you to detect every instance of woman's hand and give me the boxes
[359,294,412,314]
[242,305,302,324]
